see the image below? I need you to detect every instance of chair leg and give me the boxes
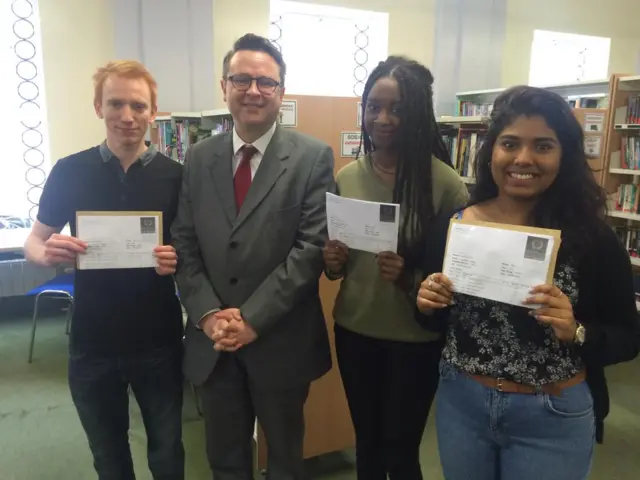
[28,295,41,363]
[64,301,73,335]
[191,382,203,417]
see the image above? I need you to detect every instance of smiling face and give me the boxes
[491,115,562,200]
[221,50,284,132]
[364,76,401,150]
[95,74,156,149]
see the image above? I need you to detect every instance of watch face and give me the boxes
[576,325,586,344]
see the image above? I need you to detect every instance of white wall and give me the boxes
[212,0,271,108]
[112,0,215,112]
[39,0,115,162]
[502,0,640,87]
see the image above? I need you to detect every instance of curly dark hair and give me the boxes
[471,85,607,259]
[360,55,452,262]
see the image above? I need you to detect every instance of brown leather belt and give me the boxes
[469,370,586,396]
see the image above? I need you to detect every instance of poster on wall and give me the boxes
[279,100,297,127]
[584,113,605,133]
[341,131,362,158]
[584,135,602,158]
[357,102,363,127]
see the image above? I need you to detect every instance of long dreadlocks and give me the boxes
[359,56,452,264]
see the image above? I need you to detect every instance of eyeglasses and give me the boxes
[227,74,281,95]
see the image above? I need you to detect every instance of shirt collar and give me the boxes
[232,122,277,156]
[99,141,157,167]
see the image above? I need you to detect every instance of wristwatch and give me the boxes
[573,322,586,346]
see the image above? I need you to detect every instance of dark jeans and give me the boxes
[334,324,442,480]
[68,345,185,480]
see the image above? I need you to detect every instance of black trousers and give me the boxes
[335,323,442,480]
[68,346,185,480]
[201,353,310,480]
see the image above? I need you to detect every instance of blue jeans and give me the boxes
[68,346,185,480]
[436,361,595,480]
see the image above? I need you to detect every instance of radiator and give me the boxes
[0,259,56,298]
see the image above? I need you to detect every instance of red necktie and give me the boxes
[234,145,257,212]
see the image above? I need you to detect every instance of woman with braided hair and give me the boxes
[322,56,468,479]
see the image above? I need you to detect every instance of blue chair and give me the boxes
[27,273,74,363]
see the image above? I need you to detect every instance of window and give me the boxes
[528,30,611,86]
[269,1,388,97]
[0,0,49,223]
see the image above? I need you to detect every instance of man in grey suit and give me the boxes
[171,33,334,479]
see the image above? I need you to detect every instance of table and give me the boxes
[0,226,72,255]
[0,228,30,254]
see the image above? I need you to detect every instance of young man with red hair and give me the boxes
[25,60,185,479]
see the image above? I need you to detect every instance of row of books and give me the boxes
[621,136,640,170]
[612,225,640,259]
[155,120,200,164]
[442,130,485,178]
[625,96,640,125]
[212,117,234,135]
[458,102,492,117]
[613,183,640,213]
[154,118,233,164]
[458,96,602,118]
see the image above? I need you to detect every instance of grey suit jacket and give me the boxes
[171,125,334,390]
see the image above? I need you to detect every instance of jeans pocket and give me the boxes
[439,359,459,381]
[544,381,594,418]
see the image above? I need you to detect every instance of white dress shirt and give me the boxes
[232,122,277,179]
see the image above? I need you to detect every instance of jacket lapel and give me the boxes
[234,126,290,230]
[207,134,237,225]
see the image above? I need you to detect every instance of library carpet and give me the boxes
[0,298,639,479]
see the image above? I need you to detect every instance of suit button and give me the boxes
[230,278,238,285]
[229,241,238,249]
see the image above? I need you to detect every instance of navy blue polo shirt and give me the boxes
[37,143,183,354]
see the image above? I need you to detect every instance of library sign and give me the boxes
[341,131,362,158]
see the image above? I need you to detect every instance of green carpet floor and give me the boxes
[0,300,638,479]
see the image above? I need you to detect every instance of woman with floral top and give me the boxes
[416,85,639,480]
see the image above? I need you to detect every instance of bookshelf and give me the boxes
[149,109,233,163]
[437,78,612,188]
[589,74,640,266]
[437,115,486,185]
[454,78,610,118]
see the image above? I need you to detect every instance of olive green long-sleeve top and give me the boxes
[331,155,469,342]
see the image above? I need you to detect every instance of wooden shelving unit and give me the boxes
[600,75,640,267]
[437,78,615,188]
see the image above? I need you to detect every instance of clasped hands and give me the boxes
[323,240,405,282]
[201,309,258,352]
[416,272,578,343]
[42,233,177,276]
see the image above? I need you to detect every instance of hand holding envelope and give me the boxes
[153,245,178,276]
[76,211,165,271]
[417,219,577,341]
[326,193,400,254]
[43,233,88,266]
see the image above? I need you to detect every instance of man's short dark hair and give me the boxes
[222,33,286,87]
